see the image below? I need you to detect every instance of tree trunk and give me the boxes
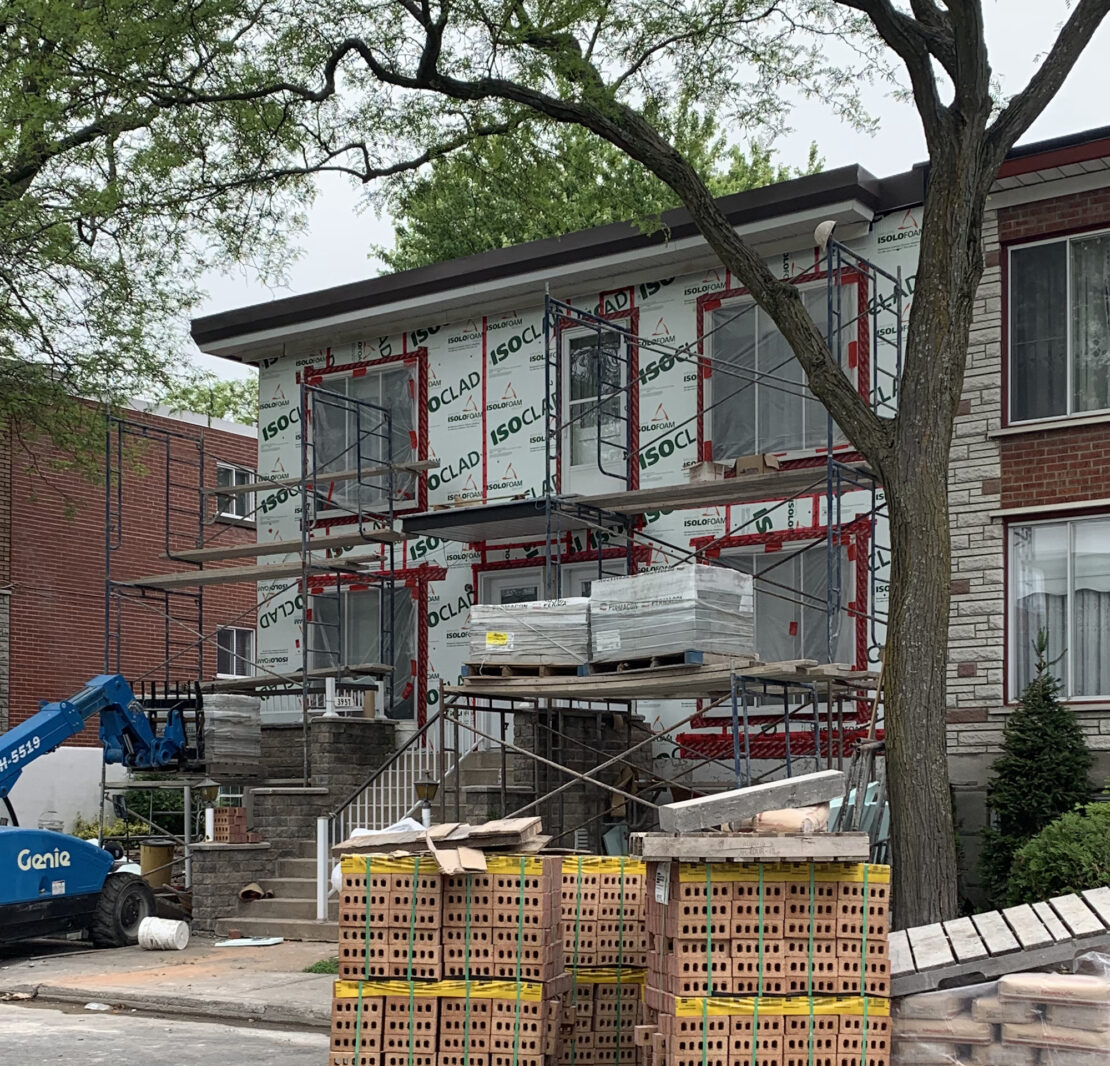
[883,463,960,927]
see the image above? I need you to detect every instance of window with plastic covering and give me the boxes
[308,586,417,719]
[311,364,418,514]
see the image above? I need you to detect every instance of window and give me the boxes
[724,545,853,665]
[709,287,845,457]
[216,627,254,677]
[564,330,629,492]
[1010,517,1110,699]
[1009,230,1110,422]
[313,365,417,513]
[309,586,416,719]
[216,463,255,521]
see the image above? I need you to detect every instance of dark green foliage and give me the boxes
[1007,803,1110,905]
[980,631,1092,906]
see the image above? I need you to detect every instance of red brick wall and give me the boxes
[7,406,257,746]
[999,186,1110,244]
[998,186,1110,511]
[1000,424,1110,509]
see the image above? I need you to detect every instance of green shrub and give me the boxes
[979,631,1092,907]
[71,812,147,840]
[304,957,339,974]
[1006,803,1110,905]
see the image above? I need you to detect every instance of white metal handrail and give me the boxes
[315,706,479,919]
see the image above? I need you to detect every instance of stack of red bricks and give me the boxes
[640,860,892,1066]
[559,858,648,1066]
[210,805,248,844]
[331,854,568,1066]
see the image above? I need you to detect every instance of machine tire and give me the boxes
[91,872,155,947]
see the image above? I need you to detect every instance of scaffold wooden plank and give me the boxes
[117,559,366,589]
[206,458,439,496]
[166,527,403,563]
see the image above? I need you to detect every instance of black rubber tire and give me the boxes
[91,872,155,947]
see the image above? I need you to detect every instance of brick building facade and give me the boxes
[946,130,1110,896]
[2,401,257,828]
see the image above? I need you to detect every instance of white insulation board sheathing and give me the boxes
[588,563,755,663]
[467,597,590,664]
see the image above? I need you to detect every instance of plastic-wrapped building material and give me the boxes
[893,957,1110,1064]
[588,563,755,663]
[466,597,590,664]
[202,693,262,780]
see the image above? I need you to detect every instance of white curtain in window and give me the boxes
[1071,234,1110,415]
[1011,523,1069,694]
[709,307,758,459]
[1072,519,1110,697]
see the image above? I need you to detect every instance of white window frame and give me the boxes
[215,626,255,678]
[1007,226,1110,426]
[561,327,630,495]
[314,364,418,517]
[707,282,851,459]
[216,462,255,522]
[1007,514,1110,703]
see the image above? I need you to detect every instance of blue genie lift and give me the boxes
[0,675,187,946]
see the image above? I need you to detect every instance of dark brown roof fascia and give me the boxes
[191,164,885,349]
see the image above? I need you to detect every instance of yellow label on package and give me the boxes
[676,862,890,885]
[485,631,511,647]
[673,995,890,1018]
[562,856,647,876]
[341,854,548,876]
[335,979,543,1002]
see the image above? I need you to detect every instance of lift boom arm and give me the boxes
[0,674,185,801]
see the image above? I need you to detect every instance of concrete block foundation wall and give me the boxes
[191,843,274,929]
[510,709,654,853]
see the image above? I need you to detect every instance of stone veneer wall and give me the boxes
[191,842,274,929]
[946,191,1110,903]
[510,709,654,853]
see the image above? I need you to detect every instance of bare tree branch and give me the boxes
[987,0,1110,157]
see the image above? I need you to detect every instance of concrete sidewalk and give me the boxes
[0,936,335,1029]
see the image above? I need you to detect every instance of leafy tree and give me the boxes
[980,631,1092,907]
[1007,803,1110,905]
[0,1,495,457]
[379,110,821,270]
[155,372,259,427]
[226,0,1108,926]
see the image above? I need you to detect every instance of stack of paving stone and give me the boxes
[559,857,649,1066]
[639,859,892,1066]
[331,854,568,1066]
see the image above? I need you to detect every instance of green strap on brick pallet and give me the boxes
[615,857,626,1062]
[464,870,473,1066]
[408,855,421,1066]
[749,863,764,1066]
[808,862,816,1066]
[859,863,870,1066]
[513,855,525,1066]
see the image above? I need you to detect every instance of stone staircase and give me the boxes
[214,840,339,942]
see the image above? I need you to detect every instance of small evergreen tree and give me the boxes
[979,631,1092,906]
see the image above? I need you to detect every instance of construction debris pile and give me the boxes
[894,969,1110,1065]
[465,564,756,670]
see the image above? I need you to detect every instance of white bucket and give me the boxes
[137,916,190,951]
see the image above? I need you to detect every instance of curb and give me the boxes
[5,983,331,1031]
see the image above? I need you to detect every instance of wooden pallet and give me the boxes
[587,649,741,674]
[462,660,583,679]
[890,887,1110,995]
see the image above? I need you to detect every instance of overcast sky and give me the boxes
[193,3,1110,382]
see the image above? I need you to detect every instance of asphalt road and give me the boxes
[0,1002,329,1064]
